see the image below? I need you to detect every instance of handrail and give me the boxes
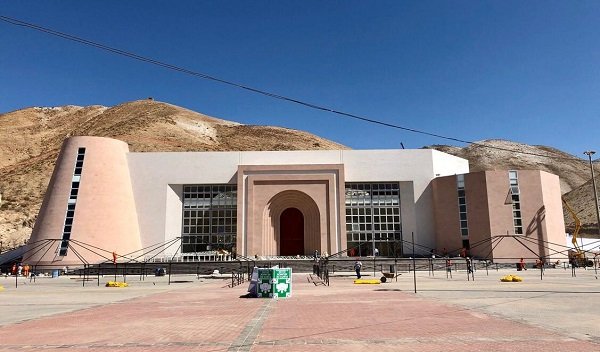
[327,242,368,259]
[229,270,246,288]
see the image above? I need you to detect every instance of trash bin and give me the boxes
[389,265,395,273]
[51,269,60,278]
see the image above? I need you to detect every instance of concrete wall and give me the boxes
[31,137,471,263]
[432,170,566,263]
[339,149,468,251]
[487,170,553,262]
[28,137,141,266]
[31,135,567,265]
[484,170,516,238]
[539,171,567,261]
[127,151,240,247]
[128,149,469,250]
[432,175,461,255]
[432,172,492,257]
[464,172,492,258]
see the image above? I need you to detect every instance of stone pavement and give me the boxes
[412,266,600,342]
[0,268,599,351]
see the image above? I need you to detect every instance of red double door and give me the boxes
[279,207,304,256]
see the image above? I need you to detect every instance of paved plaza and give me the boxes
[0,267,599,351]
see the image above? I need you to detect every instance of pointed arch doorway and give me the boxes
[280,207,304,255]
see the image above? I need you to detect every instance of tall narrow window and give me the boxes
[59,147,85,256]
[509,171,523,234]
[457,174,468,238]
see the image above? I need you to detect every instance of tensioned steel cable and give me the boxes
[0,15,590,162]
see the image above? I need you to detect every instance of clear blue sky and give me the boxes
[1,1,599,157]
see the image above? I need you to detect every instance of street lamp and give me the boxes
[583,150,600,236]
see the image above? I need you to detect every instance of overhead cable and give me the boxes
[0,15,588,162]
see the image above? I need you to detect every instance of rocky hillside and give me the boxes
[0,100,347,250]
[427,140,599,236]
[562,179,600,236]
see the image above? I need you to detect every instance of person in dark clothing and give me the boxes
[354,259,363,279]
[466,257,473,274]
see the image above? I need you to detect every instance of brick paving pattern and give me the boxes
[0,273,599,351]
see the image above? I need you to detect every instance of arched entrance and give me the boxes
[261,190,321,256]
[280,208,304,255]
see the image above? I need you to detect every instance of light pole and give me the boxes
[583,150,600,236]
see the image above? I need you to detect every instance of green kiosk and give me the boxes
[249,267,292,298]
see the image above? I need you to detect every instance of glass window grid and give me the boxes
[457,175,469,238]
[59,148,86,256]
[509,171,523,234]
[345,183,402,256]
[182,185,237,252]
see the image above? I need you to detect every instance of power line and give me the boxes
[0,15,588,162]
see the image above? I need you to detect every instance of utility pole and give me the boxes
[583,151,600,236]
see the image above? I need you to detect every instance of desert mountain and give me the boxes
[427,140,599,236]
[0,100,347,250]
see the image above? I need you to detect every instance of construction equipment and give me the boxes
[380,267,401,283]
[562,197,594,267]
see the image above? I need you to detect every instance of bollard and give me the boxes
[412,232,417,294]
[373,257,376,277]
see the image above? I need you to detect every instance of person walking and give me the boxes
[466,257,473,274]
[354,258,363,279]
[446,258,453,278]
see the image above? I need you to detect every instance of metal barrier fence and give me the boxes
[4,255,595,289]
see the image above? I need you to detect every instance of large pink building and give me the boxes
[432,170,565,263]
[26,136,566,266]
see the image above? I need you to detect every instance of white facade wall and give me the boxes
[127,149,469,251]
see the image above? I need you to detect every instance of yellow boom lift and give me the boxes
[562,197,593,267]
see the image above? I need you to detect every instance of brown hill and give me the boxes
[0,100,347,250]
[562,179,600,237]
[427,140,599,237]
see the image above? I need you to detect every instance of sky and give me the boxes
[1,1,599,157]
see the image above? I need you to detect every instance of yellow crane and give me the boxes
[562,197,593,267]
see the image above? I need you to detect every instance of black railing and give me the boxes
[230,270,246,287]
[316,257,330,286]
